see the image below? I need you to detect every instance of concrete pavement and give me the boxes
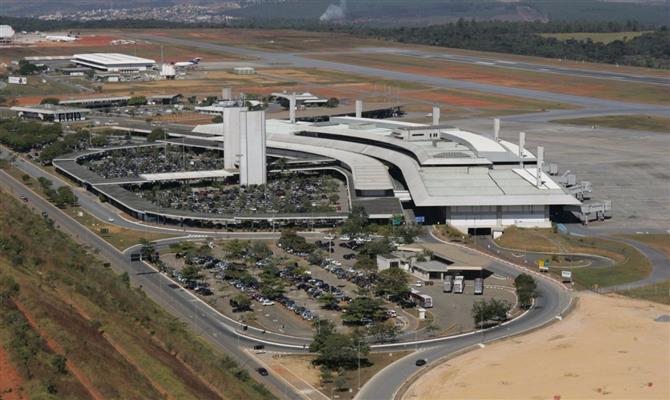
[127,33,670,121]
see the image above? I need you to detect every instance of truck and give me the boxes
[474,277,484,295]
[453,276,464,294]
[538,259,549,272]
[443,275,453,293]
[561,270,572,283]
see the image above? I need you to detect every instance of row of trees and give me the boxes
[1,274,69,391]
[37,177,78,208]
[0,119,62,152]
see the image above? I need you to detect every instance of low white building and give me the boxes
[72,53,155,73]
[11,105,90,122]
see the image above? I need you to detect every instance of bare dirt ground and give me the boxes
[0,343,26,400]
[404,292,670,400]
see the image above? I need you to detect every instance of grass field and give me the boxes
[540,31,649,44]
[621,233,670,259]
[554,115,670,133]
[272,351,411,400]
[308,52,669,106]
[497,227,651,289]
[618,280,670,305]
[65,207,175,250]
[0,191,274,399]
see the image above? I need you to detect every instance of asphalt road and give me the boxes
[0,168,312,400]
[1,155,576,400]
[127,33,670,121]
[356,232,573,400]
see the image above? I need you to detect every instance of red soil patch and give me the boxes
[0,343,26,400]
[409,90,500,109]
[13,301,105,400]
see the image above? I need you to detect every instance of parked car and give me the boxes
[257,368,269,376]
[415,359,427,366]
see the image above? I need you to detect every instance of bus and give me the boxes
[474,277,484,295]
[410,289,433,308]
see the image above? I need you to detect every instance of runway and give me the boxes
[127,33,670,121]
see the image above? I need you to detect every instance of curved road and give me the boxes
[0,159,573,400]
[354,232,572,400]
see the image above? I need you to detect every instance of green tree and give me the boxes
[223,239,248,259]
[354,255,375,271]
[51,354,68,374]
[319,292,339,310]
[342,297,386,324]
[375,268,410,300]
[40,97,60,105]
[146,127,165,142]
[341,206,369,235]
[472,298,511,327]
[248,241,272,261]
[181,265,202,282]
[0,275,19,304]
[514,273,537,309]
[128,96,147,106]
[367,321,400,343]
[308,250,324,265]
[231,294,252,311]
[326,97,340,108]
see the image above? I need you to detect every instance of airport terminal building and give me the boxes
[54,113,580,232]
[182,116,579,232]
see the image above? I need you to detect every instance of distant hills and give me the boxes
[1,0,668,26]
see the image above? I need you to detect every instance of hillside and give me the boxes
[0,189,274,400]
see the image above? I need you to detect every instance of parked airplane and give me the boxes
[45,35,78,42]
[173,57,202,68]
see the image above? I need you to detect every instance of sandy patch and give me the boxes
[271,354,321,387]
[405,292,670,400]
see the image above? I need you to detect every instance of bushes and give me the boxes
[471,298,511,327]
[514,273,537,309]
[0,119,61,152]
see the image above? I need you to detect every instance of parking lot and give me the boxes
[413,275,517,335]
[136,172,344,215]
[152,235,519,341]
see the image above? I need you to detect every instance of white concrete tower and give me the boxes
[536,146,544,188]
[289,92,296,123]
[222,87,232,100]
[223,107,244,170]
[493,118,500,142]
[519,131,526,167]
[239,110,267,186]
[432,106,440,126]
[355,99,363,118]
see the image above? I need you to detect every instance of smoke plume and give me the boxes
[320,0,347,22]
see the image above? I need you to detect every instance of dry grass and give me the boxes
[273,351,411,400]
[540,31,649,44]
[308,52,669,105]
[496,227,651,289]
[64,207,175,251]
[554,115,670,133]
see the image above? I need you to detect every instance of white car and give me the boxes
[415,280,424,287]
[323,234,335,240]
[339,234,351,241]
[261,300,275,306]
[107,217,115,222]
